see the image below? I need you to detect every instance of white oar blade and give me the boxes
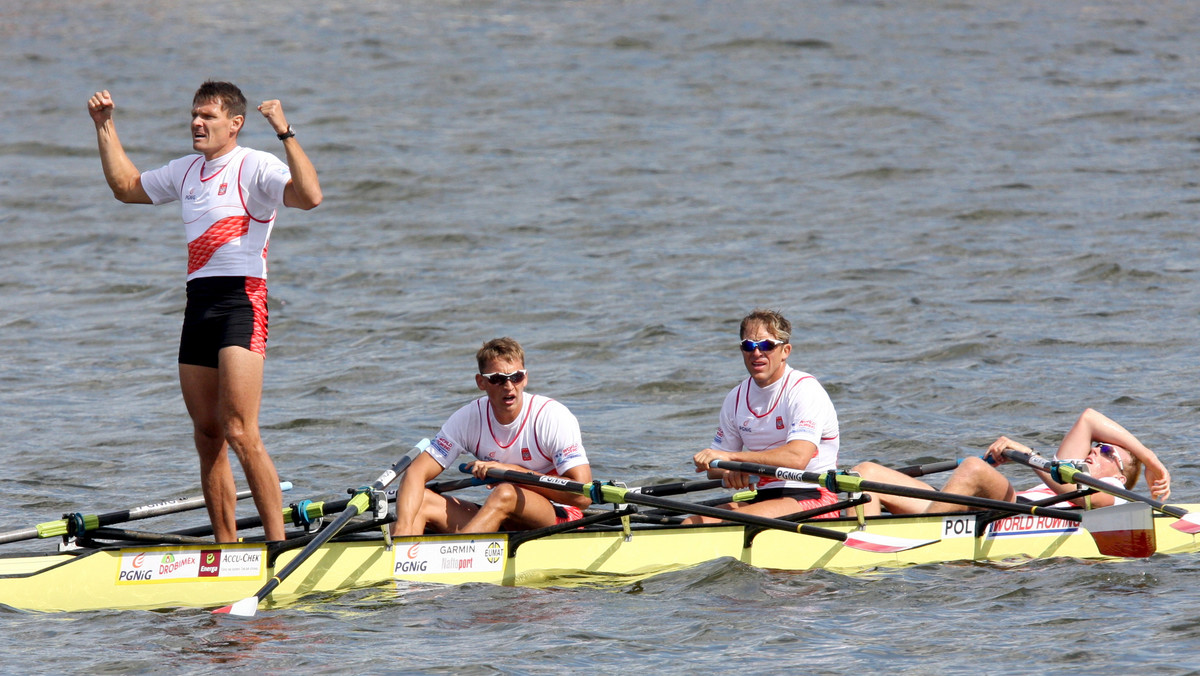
[843,531,938,553]
[1083,502,1156,558]
[212,595,261,618]
[1169,513,1200,534]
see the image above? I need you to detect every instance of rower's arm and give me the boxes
[1056,408,1171,500]
[279,137,322,210]
[391,452,445,536]
[257,99,322,210]
[696,439,818,475]
[87,90,151,204]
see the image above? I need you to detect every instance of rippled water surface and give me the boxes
[4,0,1200,673]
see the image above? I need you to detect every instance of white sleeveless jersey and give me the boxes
[1017,476,1127,507]
[141,146,291,281]
[712,366,839,490]
[425,393,589,476]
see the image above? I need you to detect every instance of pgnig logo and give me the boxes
[484,542,503,564]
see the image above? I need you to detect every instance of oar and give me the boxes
[710,459,1155,558]
[631,463,953,504]
[894,459,960,478]
[468,466,938,554]
[634,478,725,496]
[1002,449,1200,534]
[426,477,486,493]
[0,482,292,545]
[214,439,429,617]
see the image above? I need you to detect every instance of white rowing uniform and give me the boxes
[140,146,291,281]
[425,393,589,477]
[1016,476,1128,507]
[711,365,839,491]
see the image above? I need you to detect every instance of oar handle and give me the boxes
[710,459,1083,522]
[895,460,960,478]
[427,477,486,493]
[633,479,725,496]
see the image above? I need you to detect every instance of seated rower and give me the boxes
[686,308,842,524]
[852,408,1171,516]
[390,337,591,536]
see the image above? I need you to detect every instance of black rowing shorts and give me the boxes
[178,276,268,368]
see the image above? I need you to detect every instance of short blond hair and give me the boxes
[740,308,791,343]
[476,337,525,372]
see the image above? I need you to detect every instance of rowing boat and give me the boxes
[4,503,1198,613]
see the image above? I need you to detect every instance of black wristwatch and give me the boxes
[277,126,296,141]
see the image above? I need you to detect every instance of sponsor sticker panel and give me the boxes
[940,513,1080,540]
[394,539,507,577]
[116,545,265,585]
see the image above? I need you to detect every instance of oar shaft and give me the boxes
[634,479,725,497]
[709,459,1082,522]
[477,467,842,539]
[0,483,291,545]
[217,439,430,615]
[260,450,419,598]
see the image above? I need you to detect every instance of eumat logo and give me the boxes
[484,542,503,564]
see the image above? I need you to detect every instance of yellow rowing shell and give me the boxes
[2,507,1197,613]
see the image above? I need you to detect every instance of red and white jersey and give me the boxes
[712,366,839,490]
[1017,477,1127,507]
[425,393,589,476]
[141,146,291,281]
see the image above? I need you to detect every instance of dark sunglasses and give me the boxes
[480,370,526,385]
[1095,444,1125,472]
[739,338,786,353]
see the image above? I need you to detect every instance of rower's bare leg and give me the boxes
[682,493,838,524]
[925,457,1015,513]
[851,462,937,515]
[405,491,481,534]
[462,484,558,532]
[180,363,239,542]
[217,346,285,541]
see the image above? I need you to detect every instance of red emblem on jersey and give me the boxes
[775,416,785,430]
[218,182,228,196]
[521,448,532,461]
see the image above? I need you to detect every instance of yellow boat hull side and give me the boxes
[1,508,1197,613]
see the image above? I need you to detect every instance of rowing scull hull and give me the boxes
[2,507,1197,613]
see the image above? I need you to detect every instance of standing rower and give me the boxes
[86,81,322,542]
